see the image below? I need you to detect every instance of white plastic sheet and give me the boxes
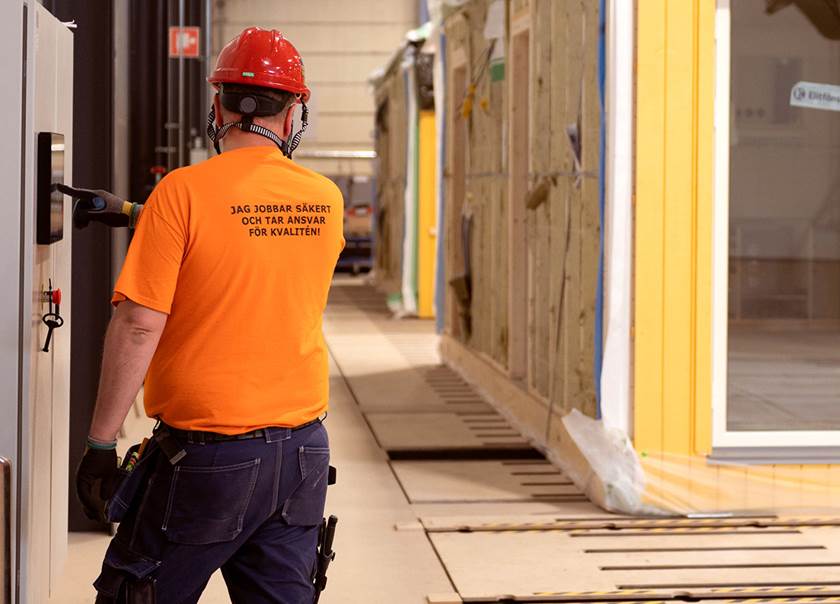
[600,0,634,437]
[400,48,419,317]
[557,410,662,515]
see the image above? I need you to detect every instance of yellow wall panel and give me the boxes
[633,1,838,513]
[661,0,697,458]
[417,111,437,319]
[633,0,666,459]
[830,466,840,508]
[693,0,715,456]
[635,0,714,460]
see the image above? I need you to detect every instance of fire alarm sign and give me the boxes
[169,26,201,58]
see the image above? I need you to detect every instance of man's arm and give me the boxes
[88,299,167,442]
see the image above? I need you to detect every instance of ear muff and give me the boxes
[220,90,286,117]
[207,90,308,159]
[239,96,258,114]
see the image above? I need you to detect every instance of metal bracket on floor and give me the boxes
[422,515,840,534]
[395,521,425,532]
[459,586,840,603]
[427,594,464,604]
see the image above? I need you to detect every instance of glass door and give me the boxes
[715,0,840,447]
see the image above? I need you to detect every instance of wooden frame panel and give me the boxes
[507,20,530,382]
[447,59,468,339]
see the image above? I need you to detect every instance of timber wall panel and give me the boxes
[549,1,570,416]
[445,13,470,340]
[465,0,508,366]
[373,62,408,294]
[528,0,600,417]
[565,0,585,418]
[528,0,550,398]
[578,0,601,418]
[445,0,509,366]
[441,0,601,437]
[390,72,407,294]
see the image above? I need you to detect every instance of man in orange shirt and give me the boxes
[74,28,343,603]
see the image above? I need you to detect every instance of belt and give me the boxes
[162,415,326,444]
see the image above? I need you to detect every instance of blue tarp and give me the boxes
[594,0,606,418]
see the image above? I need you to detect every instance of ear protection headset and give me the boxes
[206,86,309,158]
[221,89,286,117]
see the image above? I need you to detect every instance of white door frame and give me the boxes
[600,0,634,437]
[711,0,840,448]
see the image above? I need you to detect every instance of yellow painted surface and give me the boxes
[634,2,838,512]
[634,0,666,462]
[640,454,840,512]
[417,110,437,319]
[694,0,715,457]
[636,0,711,462]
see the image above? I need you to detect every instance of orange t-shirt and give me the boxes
[113,146,344,434]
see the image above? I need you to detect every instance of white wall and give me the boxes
[214,0,418,177]
[0,4,25,599]
[17,5,74,601]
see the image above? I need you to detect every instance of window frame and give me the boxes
[711,0,840,449]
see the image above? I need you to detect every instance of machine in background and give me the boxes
[330,175,375,275]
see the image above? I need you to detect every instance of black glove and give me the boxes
[76,447,121,523]
[57,184,131,229]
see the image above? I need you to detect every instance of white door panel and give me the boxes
[20,5,73,600]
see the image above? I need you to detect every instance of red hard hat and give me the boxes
[208,27,310,102]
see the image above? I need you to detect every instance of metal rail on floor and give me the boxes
[460,585,840,603]
[423,516,840,534]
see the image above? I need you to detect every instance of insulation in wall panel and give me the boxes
[441,0,601,421]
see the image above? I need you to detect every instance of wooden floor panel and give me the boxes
[430,528,840,600]
[367,411,530,451]
[392,460,584,503]
[327,280,840,604]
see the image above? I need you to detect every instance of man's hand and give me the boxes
[76,447,121,523]
[57,184,136,229]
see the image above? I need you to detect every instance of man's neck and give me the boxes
[221,129,285,152]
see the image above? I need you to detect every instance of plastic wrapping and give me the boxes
[550,410,840,515]
[549,409,665,515]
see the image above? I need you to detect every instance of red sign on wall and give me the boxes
[169,26,201,58]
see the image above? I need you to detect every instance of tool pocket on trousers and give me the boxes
[106,440,160,524]
[282,446,330,526]
[162,458,260,545]
[94,538,160,598]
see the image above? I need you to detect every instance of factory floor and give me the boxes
[53,276,455,603]
[728,327,840,431]
[52,276,840,604]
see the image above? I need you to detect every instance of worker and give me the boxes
[73,27,344,603]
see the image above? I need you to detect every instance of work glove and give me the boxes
[75,446,121,524]
[57,184,134,229]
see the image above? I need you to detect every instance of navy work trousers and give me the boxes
[93,421,330,604]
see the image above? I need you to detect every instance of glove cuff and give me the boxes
[86,435,117,450]
[128,203,142,229]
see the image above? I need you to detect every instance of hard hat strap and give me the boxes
[206,104,224,154]
[287,101,309,157]
[206,104,294,157]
